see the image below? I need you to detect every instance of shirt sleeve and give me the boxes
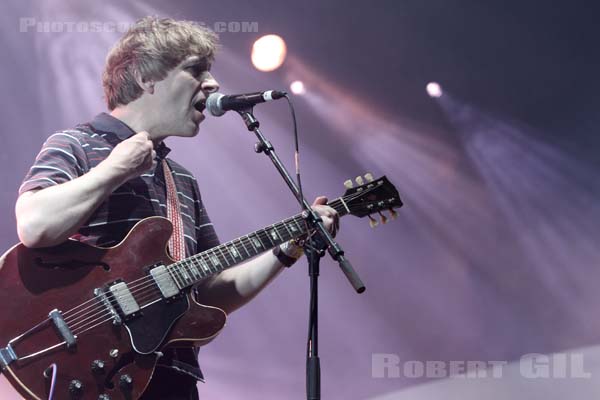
[19,131,88,195]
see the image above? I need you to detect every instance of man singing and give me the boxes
[15,17,338,399]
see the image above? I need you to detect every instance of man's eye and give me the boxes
[188,65,202,77]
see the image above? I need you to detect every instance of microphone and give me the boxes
[203,90,287,116]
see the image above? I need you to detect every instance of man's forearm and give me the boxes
[194,251,293,314]
[16,162,124,248]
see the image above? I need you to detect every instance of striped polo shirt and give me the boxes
[20,112,220,255]
[19,112,220,381]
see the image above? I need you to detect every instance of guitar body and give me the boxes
[0,175,402,400]
[0,217,227,400]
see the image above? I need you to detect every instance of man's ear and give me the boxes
[134,70,155,94]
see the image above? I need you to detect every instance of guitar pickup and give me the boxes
[108,282,140,317]
[150,265,181,298]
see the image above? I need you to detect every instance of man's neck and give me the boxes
[109,106,165,143]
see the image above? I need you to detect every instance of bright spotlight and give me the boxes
[426,82,443,98]
[251,34,287,72]
[290,80,305,95]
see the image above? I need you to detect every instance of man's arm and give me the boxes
[16,132,155,248]
[194,197,338,314]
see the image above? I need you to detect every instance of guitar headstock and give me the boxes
[341,173,403,227]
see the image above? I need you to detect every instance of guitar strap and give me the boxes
[162,159,186,261]
[160,159,205,382]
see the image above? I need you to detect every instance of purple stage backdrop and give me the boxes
[1,1,600,399]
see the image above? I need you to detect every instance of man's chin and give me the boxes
[175,123,201,138]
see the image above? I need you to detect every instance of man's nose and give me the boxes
[202,73,219,93]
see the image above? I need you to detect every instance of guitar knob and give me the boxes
[98,395,111,400]
[68,379,84,397]
[389,208,398,220]
[119,374,133,391]
[91,359,105,375]
[344,179,353,189]
[378,211,388,224]
[368,215,379,228]
[364,173,374,182]
[355,176,364,185]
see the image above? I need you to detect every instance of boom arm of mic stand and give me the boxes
[236,109,365,293]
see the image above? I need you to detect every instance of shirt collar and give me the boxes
[88,112,171,159]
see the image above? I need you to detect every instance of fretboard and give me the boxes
[164,197,350,289]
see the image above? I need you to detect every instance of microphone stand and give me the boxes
[235,108,365,400]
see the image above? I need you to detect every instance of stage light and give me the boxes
[290,80,305,95]
[251,34,287,72]
[426,82,443,98]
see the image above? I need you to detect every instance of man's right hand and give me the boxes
[102,131,156,183]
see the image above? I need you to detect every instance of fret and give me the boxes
[178,262,192,284]
[287,218,300,236]
[250,234,264,251]
[331,198,348,215]
[245,235,257,253]
[290,217,305,236]
[237,237,251,258]
[261,229,276,247]
[208,251,222,271]
[228,243,242,260]
[173,264,186,287]
[281,220,294,238]
[166,265,184,289]
[196,256,211,274]
[218,245,235,266]
[274,223,290,242]
[166,197,351,289]
[240,235,255,255]
[186,260,201,280]
[267,226,281,244]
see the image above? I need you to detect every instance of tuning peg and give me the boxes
[378,211,388,224]
[389,208,398,220]
[355,176,364,186]
[364,173,374,182]
[344,179,354,189]
[368,215,379,228]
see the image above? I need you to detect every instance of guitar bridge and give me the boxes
[49,309,76,348]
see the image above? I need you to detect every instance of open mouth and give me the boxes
[193,96,206,113]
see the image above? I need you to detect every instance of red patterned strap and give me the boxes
[162,159,186,261]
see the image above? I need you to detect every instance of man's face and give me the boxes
[150,55,219,138]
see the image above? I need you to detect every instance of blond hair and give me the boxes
[102,16,219,110]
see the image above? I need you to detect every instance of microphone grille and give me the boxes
[206,93,226,117]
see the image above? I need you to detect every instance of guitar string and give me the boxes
[62,187,386,333]
[66,189,380,333]
[65,216,312,329]
[68,223,307,333]
[67,221,310,332]
[66,190,376,333]
[63,216,304,319]
[65,228,286,328]
[71,198,376,336]
[62,212,308,321]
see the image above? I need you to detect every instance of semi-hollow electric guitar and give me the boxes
[0,174,401,400]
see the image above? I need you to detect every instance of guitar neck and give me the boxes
[165,198,350,289]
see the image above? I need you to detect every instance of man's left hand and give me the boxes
[311,196,339,237]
